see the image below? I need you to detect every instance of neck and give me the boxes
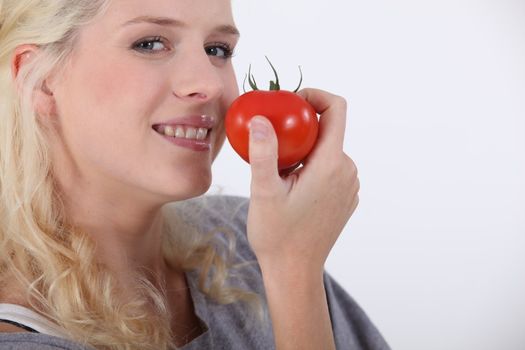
[56,175,173,283]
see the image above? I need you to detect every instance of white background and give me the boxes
[209,1,525,349]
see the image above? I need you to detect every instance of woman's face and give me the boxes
[49,0,239,202]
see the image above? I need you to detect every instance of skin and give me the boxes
[9,0,360,348]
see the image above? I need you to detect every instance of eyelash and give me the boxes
[132,36,235,59]
[205,42,235,59]
[132,36,167,52]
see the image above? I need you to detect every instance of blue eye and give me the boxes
[132,36,168,53]
[205,43,234,59]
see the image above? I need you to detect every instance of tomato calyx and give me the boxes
[243,56,303,93]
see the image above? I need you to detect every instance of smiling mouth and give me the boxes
[152,124,213,152]
[153,124,210,140]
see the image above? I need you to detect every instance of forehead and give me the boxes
[102,0,235,29]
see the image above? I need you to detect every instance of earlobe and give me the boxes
[34,82,57,118]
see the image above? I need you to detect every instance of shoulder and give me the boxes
[167,194,256,262]
[323,273,392,350]
[0,333,91,350]
[170,195,249,225]
[168,195,250,240]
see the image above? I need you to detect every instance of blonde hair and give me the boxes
[0,1,259,349]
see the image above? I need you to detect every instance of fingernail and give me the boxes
[249,116,269,141]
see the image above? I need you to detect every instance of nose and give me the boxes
[171,50,224,103]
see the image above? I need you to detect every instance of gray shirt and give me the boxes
[0,195,391,349]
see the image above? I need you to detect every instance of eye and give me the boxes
[205,42,234,59]
[132,36,169,53]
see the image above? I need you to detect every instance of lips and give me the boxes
[152,114,216,130]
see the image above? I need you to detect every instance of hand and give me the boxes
[246,88,360,275]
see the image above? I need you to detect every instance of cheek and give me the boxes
[213,71,238,160]
[51,54,168,169]
[212,127,226,161]
[54,54,170,150]
[74,58,163,117]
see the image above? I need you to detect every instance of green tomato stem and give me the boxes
[293,65,303,93]
[248,64,259,91]
[243,58,304,93]
[242,73,248,93]
[265,56,281,91]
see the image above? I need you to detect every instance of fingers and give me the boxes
[248,116,282,196]
[348,156,360,216]
[296,88,348,152]
[349,193,359,217]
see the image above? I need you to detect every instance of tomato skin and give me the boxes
[225,90,318,169]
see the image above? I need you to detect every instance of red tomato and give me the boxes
[225,90,318,170]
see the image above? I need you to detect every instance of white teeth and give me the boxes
[159,125,209,140]
[164,125,175,137]
[185,127,197,139]
[175,126,185,138]
[196,128,208,140]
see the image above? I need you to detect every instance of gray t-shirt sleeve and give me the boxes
[324,273,391,349]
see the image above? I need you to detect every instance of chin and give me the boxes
[187,178,212,198]
[162,172,212,202]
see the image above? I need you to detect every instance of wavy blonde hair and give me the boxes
[0,1,259,349]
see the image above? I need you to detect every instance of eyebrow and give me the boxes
[121,15,240,37]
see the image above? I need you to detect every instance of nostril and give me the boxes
[189,92,207,99]
[172,91,208,100]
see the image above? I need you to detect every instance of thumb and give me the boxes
[249,115,281,195]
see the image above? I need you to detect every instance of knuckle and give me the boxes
[342,154,358,178]
[334,96,348,111]
[249,153,277,164]
[319,154,359,192]
[351,194,360,213]
[341,157,360,196]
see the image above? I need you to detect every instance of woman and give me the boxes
[0,0,391,349]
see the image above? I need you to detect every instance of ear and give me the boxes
[11,44,57,117]
[11,44,38,81]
